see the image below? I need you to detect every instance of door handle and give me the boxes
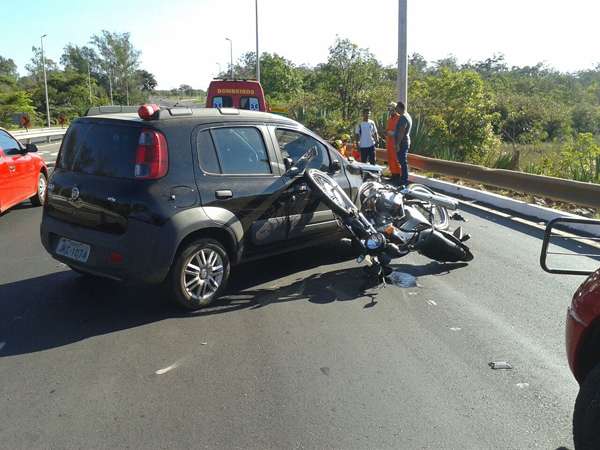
[215,189,233,199]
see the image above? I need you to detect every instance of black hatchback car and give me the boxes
[40,105,378,309]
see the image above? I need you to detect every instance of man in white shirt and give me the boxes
[354,108,379,165]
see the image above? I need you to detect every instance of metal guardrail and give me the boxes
[10,127,67,144]
[374,148,600,209]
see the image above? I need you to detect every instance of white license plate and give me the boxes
[56,238,91,263]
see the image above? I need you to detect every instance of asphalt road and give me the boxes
[0,200,587,449]
[36,142,61,166]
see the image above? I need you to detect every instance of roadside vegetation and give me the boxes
[2,34,599,183]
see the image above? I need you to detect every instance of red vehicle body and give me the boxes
[205,79,267,111]
[541,218,600,449]
[0,127,48,213]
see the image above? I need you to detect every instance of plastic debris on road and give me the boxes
[516,382,529,389]
[155,361,181,375]
[388,271,418,288]
[449,327,462,331]
[489,361,513,370]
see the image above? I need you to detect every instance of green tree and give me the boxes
[318,38,383,121]
[90,31,141,104]
[411,68,499,162]
[0,56,18,80]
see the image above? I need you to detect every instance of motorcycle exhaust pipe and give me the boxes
[407,190,458,210]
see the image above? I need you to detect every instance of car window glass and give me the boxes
[274,129,329,171]
[197,130,221,174]
[57,122,139,178]
[212,96,232,108]
[240,97,260,111]
[0,131,21,155]
[211,127,271,175]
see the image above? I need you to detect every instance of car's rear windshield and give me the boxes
[57,122,140,178]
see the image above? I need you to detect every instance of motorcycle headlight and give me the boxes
[366,233,385,250]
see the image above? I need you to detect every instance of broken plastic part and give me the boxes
[387,271,418,288]
[489,361,513,370]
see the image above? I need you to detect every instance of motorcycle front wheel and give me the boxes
[407,183,450,230]
[305,169,358,219]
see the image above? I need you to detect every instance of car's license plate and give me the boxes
[56,238,90,263]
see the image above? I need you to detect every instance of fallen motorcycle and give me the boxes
[303,167,473,284]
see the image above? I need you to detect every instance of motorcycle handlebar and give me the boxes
[404,189,458,210]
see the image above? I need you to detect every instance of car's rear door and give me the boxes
[46,120,145,235]
[270,127,352,239]
[192,123,289,255]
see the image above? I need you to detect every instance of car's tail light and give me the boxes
[135,129,168,179]
[138,104,160,120]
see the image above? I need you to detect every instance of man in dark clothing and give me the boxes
[393,101,412,186]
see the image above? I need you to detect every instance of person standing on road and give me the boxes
[355,108,379,165]
[394,101,412,187]
[385,102,402,185]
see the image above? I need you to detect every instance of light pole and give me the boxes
[40,34,51,127]
[87,61,92,105]
[225,37,233,79]
[255,0,260,82]
[397,0,408,106]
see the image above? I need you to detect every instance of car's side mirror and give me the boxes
[540,217,600,275]
[330,159,341,173]
[25,143,38,153]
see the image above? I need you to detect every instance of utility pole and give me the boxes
[87,61,92,105]
[40,34,51,127]
[108,67,114,105]
[255,0,260,82]
[225,37,233,79]
[397,0,408,106]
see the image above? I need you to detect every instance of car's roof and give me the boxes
[83,106,300,127]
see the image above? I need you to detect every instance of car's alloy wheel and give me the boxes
[181,248,224,300]
[169,238,230,310]
[30,172,47,206]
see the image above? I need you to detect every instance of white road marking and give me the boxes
[516,382,530,389]
[155,361,181,375]
[449,327,462,331]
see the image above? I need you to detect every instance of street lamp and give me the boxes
[40,34,51,128]
[225,37,233,79]
[87,61,92,105]
[255,0,260,82]
[397,0,408,106]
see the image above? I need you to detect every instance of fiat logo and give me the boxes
[70,187,80,201]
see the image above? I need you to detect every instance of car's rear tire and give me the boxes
[573,362,600,449]
[30,172,47,207]
[168,238,230,310]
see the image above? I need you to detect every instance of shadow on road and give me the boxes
[0,243,357,356]
[0,240,467,357]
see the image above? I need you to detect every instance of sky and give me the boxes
[2,0,599,90]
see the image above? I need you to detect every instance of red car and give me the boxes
[0,127,48,213]
[541,217,600,449]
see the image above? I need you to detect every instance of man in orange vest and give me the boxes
[385,102,402,185]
